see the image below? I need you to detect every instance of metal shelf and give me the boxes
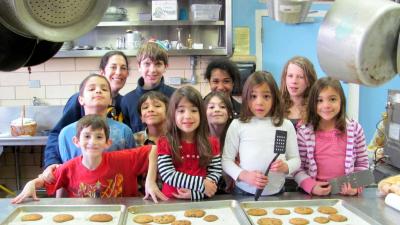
[97,20,225,27]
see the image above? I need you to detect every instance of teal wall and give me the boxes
[232,1,400,143]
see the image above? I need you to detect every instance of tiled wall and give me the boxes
[0,56,215,107]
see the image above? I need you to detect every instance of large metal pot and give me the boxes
[24,41,63,67]
[317,0,400,86]
[0,0,111,42]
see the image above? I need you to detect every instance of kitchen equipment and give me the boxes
[267,0,312,24]
[102,6,127,21]
[328,170,375,194]
[0,23,36,71]
[255,130,287,201]
[0,0,111,42]
[24,40,63,67]
[241,199,382,225]
[317,0,400,86]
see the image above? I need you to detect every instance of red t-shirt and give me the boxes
[157,136,220,198]
[45,146,151,198]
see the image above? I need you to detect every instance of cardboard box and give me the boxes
[152,0,178,20]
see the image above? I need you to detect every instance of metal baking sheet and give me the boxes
[126,200,250,225]
[241,199,382,225]
[0,205,125,225]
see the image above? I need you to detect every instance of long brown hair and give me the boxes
[306,77,347,132]
[166,86,212,167]
[240,71,284,126]
[203,91,233,151]
[280,56,317,117]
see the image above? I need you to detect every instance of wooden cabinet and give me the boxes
[55,0,232,57]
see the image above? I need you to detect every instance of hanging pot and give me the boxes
[0,0,111,42]
[0,22,36,72]
[24,40,63,67]
[317,0,400,86]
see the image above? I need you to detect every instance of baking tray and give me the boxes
[241,199,382,225]
[126,200,250,225]
[0,204,125,225]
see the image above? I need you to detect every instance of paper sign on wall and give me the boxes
[234,27,250,56]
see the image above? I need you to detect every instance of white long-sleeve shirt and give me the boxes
[222,117,300,195]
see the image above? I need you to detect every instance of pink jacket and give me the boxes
[293,119,369,193]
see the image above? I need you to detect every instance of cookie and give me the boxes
[203,215,218,222]
[171,219,191,225]
[247,208,268,216]
[289,218,310,225]
[53,214,74,223]
[272,208,290,215]
[294,206,313,215]
[317,206,338,214]
[257,217,283,225]
[153,214,176,224]
[329,214,348,222]
[133,215,153,224]
[89,213,113,222]
[184,209,206,218]
[313,216,330,224]
[21,213,43,221]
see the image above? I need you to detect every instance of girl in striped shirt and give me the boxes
[157,86,222,200]
[294,77,369,196]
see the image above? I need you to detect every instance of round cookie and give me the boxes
[329,214,348,222]
[184,209,206,218]
[21,213,43,221]
[171,219,191,225]
[257,217,283,225]
[289,218,310,225]
[294,207,313,215]
[53,214,74,223]
[313,216,330,224]
[153,214,176,224]
[89,213,113,222]
[272,208,290,215]
[203,215,218,222]
[317,206,338,215]
[133,215,153,224]
[247,208,268,216]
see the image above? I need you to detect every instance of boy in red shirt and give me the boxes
[12,115,166,203]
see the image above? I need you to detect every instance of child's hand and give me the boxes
[311,181,331,196]
[143,181,168,203]
[239,170,268,189]
[11,181,38,204]
[172,188,191,199]
[340,183,362,196]
[270,159,289,174]
[204,178,217,197]
[42,164,59,183]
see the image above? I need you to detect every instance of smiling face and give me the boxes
[138,58,167,89]
[140,97,167,126]
[206,96,229,126]
[78,76,112,110]
[209,68,234,96]
[73,127,111,158]
[249,83,273,119]
[317,86,341,123]
[101,54,129,95]
[175,97,200,141]
[285,63,308,98]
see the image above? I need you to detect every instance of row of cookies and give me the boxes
[132,209,219,224]
[20,212,114,223]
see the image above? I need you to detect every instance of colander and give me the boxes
[0,0,111,42]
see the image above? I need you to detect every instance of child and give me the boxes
[44,51,130,168]
[280,56,317,128]
[157,86,222,200]
[121,42,175,133]
[134,91,169,146]
[204,91,234,193]
[222,71,300,196]
[58,74,135,163]
[12,115,166,203]
[293,77,369,196]
[204,58,241,118]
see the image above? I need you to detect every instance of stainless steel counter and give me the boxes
[0,188,398,225]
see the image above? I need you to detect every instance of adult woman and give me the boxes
[204,58,241,118]
[44,51,130,169]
